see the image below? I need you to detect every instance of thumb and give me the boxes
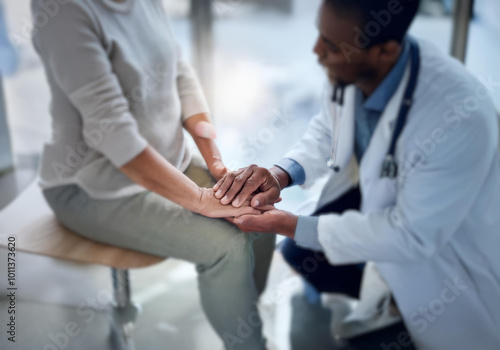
[234,214,257,226]
[251,188,279,208]
[257,204,276,211]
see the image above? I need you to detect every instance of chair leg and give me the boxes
[110,268,141,349]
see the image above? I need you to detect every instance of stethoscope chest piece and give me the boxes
[326,157,340,172]
[380,154,398,178]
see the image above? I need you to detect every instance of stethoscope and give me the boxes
[326,37,421,179]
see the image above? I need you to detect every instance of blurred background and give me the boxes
[0,0,499,349]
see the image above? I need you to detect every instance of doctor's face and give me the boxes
[313,3,379,87]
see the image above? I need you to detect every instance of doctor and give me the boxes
[214,0,500,349]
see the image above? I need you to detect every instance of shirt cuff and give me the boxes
[275,158,306,186]
[294,215,323,251]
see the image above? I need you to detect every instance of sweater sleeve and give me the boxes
[175,44,210,121]
[31,1,148,168]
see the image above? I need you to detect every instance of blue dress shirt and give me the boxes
[354,37,411,162]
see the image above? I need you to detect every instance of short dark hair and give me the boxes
[324,0,421,46]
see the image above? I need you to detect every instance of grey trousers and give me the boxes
[42,156,276,350]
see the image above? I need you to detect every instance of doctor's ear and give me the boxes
[369,40,401,64]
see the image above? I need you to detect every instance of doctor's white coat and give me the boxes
[284,39,500,349]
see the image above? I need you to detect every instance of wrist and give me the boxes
[207,159,227,180]
[270,166,290,190]
[281,212,298,239]
[192,186,208,215]
[208,158,223,168]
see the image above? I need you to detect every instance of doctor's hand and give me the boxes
[228,209,298,239]
[213,165,289,209]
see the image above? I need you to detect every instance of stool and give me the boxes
[0,180,166,348]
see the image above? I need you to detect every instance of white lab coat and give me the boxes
[284,39,500,349]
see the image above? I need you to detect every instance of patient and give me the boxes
[31,0,275,349]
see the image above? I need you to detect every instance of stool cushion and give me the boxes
[0,180,165,269]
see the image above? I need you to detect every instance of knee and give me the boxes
[281,237,303,268]
[196,226,253,273]
[223,230,253,260]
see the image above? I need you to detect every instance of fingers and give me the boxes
[231,174,265,207]
[213,168,240,192]
[231,166,275,207]
[213,171,229,192]
[213,165,281,209]
[220,165,261,206]
[213,168,245,198]
[213,177,223,192]
[255,204,276,212]
[224,210,261,232]
[233,214,259,233]
[233,213,274,233]
[236,206,263,217]
[233,215,253,225]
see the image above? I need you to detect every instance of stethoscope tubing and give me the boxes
[326,83,345,172]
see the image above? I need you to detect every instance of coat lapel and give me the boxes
[330,84,356,171]
[359,61,412,212]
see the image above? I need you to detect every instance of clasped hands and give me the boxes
[211,165,298,238]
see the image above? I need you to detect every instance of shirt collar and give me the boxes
[363,36,411,113]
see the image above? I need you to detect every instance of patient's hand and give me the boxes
[228,208,298,238]
[213,165,284,209]
[197,188,262,218]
